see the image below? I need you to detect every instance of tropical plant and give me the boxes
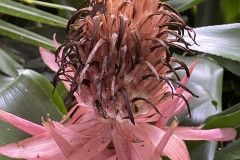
[0,0,240,159]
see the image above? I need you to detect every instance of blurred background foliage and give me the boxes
[0,0,240,159]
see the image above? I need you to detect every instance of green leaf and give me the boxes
[55,81,69,101]
[0,0,68,27]
[0,20,56,50]
[167,0,205,12]
[19,69,67,115]
[190,141,217,160]
[209,55,240,77]
[185,23,240,62]
[221,0,240,22]
[0,72,63,159]
[0,48,23,77]
[17,0,76,12]
[203,103,240,129]
[214,138,240,160]
[0,75,14,90]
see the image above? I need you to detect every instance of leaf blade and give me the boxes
[0,48,23,77]
[185,23,240,62]
[0,20,56,50]
[19,69,67,115]
[18,0,77,12]
[0,0,68,27]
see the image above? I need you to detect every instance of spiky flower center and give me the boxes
[54,0,197,124]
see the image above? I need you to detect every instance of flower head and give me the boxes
[55,0,197,124]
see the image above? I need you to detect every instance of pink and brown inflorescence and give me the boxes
[55,0,197,124]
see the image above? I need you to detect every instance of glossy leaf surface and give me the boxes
[185,24,240,62]
[0,48,23,77]
[0,20,56,50]
[0,0,68,27]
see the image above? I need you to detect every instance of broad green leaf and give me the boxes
[203,103,240,129]
[214,138,240,160]
[55,81,69,101]
[19,69,67,115]
[0,20,55,50]
[0,48,23,77]
[185,23,240,62]
[221,0,240,22]
[190,141,217,160]
[18,0,76,12]
[0,75,14,90]
[0,72,63,159]
[210,55,240,77]
[167,0,205,12]
[0,0,68,27]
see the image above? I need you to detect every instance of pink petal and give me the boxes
[93,148,116,160]
[64,105,94,125]
[139,123,190,160]
[111,127,132,160]
[155,97,179,129]
[154,119,179,155]
[53,34,60,48]
[67,119,100,133]
[112,121,161,160]
[60,105,79,124]
[0,132,63,159]
[0,110,45,135]
[125,122,160,160]
[171,91,192,116]
[67,130,112,160]
[27,153,66,160]
[42,118,88,157]
[42,121,74,157]
[162,135,190,160]
[174,126,237,141]
[181,58,198,85]
[39,47,59,72]
[176,58,198,94]
[80,121,110,136]
[128,139,161,160]
[115,118,142,143]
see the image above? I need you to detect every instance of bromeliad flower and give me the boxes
[55,0,197,125]
[0,0,237,160]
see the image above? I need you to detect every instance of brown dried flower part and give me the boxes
[54,0,198,124]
